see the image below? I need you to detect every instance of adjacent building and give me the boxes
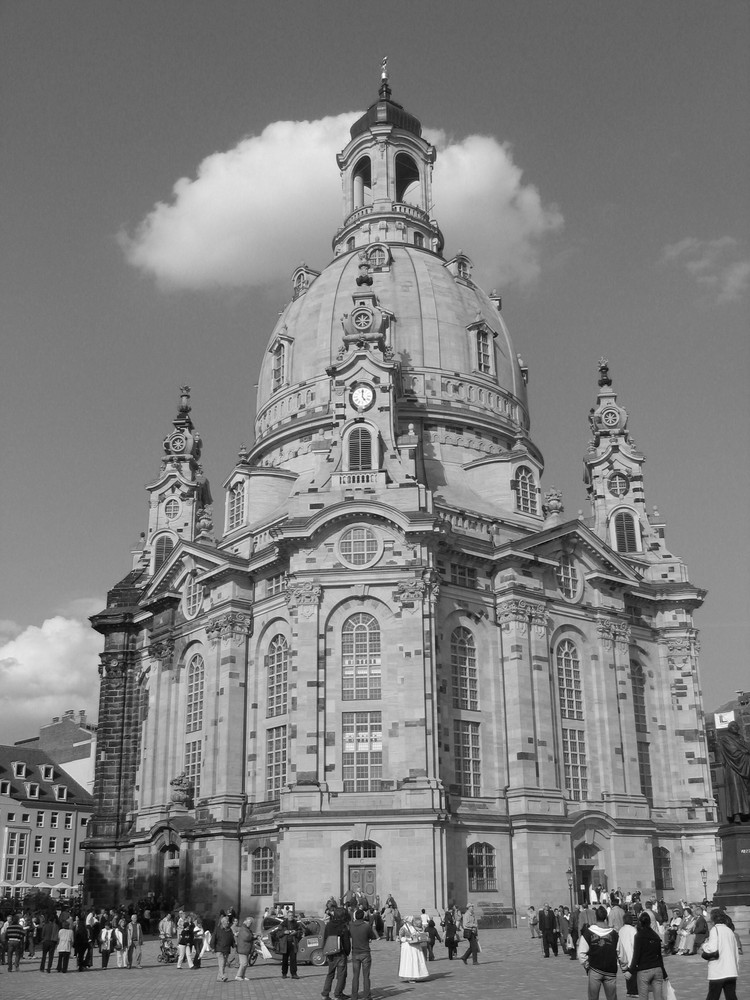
[15,709,97,793]
[86,76,716,921]
[0,745,92,902]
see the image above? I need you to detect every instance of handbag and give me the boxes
[323,935,342,957]
[700,949,719,961]
[664,980,677,1000]
[463,928,475,940]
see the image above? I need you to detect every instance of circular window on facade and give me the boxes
[164,498,181,520]
[183,572,203,619]
[338,525,382,569]
[608,472,629,498]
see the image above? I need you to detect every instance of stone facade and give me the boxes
[86,76,717,923]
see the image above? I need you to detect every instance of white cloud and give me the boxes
[0,614,103,745]
[121,114,562,292]
[660,237,750,303]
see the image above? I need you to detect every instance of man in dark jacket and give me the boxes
[349,908,378,1000]
[578,906,619,1000]
[538,903,559,957]
[214,914,236,982]
[322,906,351,1000]
[278,913,302,979]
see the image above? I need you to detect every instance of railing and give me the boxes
[333,471,385,488]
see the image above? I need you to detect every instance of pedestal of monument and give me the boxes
[714,823,750,942]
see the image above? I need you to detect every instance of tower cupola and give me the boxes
[333,61,443,255]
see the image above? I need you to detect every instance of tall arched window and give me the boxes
[631,663,653,805]
[352,156,372,209]
[515,466,538,514]
[342,613,381,700]
[252,846,274,895]
[348,427,374,471]
[556,639,587,801]
[395,152,420,204]
[653,846,673,890]
[153,535,174,572]
[467,842,497,891]
[451,627,478,711]
[271,341,286,392]
[266,635,289,717]
[184,653,204,800]
[556,639,583,720]
[228,481,246,531]
[613,511,639,552]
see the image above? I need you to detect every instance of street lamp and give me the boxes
[700,867,708,902]
[566,866,574,910]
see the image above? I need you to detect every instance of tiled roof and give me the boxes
[0,744,93,809]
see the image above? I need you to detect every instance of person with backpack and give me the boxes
[321,905,351,999]
[578,905,620,1000]
[627,911,668,999]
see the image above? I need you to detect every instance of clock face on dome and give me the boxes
[350,383,375,411]
[601,409,619,427]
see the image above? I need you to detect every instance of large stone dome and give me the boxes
[254,245,530,452]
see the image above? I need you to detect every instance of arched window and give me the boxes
[186,654,205,733]
[346,237,356,252]
[164,498,180,520]
[556,555,580,600]
[183,573,203,618]
[395,152,420,204]
[631,663,653,804]
[153,535,174,572]
[266,635,288,717]
[342,613,381,700]
[451,627,478,711]
[515,466,538,514]
[228,481,246,531]
[653,846,673,891]
[413,232,424,248]
[467,843,497,891]
[368,246,387,267]
[352,156,372,209]
[613,511,639,552]
[348,427,374,471]
[556,639,582,720]
[252,846,274,895]
[456,259,470,280]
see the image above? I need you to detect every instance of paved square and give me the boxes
[1,930,717,1000]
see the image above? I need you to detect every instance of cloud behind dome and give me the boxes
[121,114,562,292]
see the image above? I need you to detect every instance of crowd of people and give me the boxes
[527,886,741,1000]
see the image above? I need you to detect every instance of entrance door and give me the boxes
[577,865,593,906]
[349,866,376,909]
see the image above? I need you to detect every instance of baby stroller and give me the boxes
[158,938,179,963]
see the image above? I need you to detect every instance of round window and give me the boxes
[608,473,629,498]
[338,526,382,569]
[352,309,372,331]
[164,498,181,520]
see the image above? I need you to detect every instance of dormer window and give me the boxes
[54,785,68,802]
[227,480,246,531]
[26,782,40,799]
[0,780,10,795]
[514,466,538,515]
[457,260,470,280]
[41,765,54,781]
[271,340,286,392]
[13,762,26,779]
[476,329,492,374]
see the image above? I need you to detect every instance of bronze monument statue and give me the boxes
[717,721,750,823]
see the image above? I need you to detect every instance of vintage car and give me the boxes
[259,916,327,966]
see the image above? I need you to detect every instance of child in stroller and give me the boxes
[158,938,179,963]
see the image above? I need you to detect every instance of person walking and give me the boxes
[5,915,25,971]
[397,915,429,982]
[578,906,620,1000]
[627,911,668,1000]
[425,918,441,961]
[235,916,255,981]
[382,904,396,942]
[39,913,59,973]
[460,904,480,965]
[176,915,195,969]
[528,905,541,938]
[701,908,740,1000]
[74,916,89,971]
[442,909,458,960]
[127,912,143,969]
[350,907,378,1000]
[538,902,559,958]
[56,919,73,973]
[113,917,127,969]
[214,914,235,982]
[321,905,352,999]
[99,919,113,969]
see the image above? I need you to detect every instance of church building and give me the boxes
[87,75,716,923]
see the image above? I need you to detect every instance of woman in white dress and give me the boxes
[398,915,429,982]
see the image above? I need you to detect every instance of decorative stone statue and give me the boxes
[717,721,750,822]
[170,771,191,806]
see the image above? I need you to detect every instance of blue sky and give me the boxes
[1,1,748,741]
